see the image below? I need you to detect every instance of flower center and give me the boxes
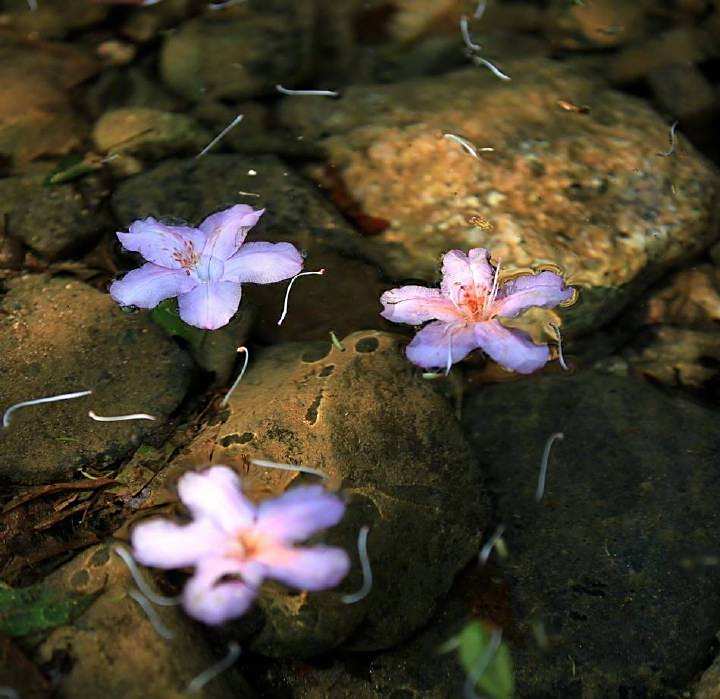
[195,255,225,282]
[172,241,199,270]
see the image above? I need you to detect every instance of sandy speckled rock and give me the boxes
[0,276,192,484]
[175,331,488,656]
[36,544,251,699]
[279,59,720,336]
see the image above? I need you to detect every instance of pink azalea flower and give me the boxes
[380,248,573,374]
[110,205,303,330]
[131,466,350,625]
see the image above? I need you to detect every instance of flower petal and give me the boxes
[405,321,478,369]
[177,466,256,535]
[182,557,261,625]
[474,319,549,374]
[256,544,350,591]
[223,241,303,284]
[199,205,265,261]
[177,281,242,330]
[380,286,459,325]
[256,486,346,544]
[131,517,226,569]
[493,271,573,318]
[117,218,205,269]
[440,248,495,301]
[109,263,197,309]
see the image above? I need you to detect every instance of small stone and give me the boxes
[93,108,211,161]
[0,174,109,261]
[647,63,717,123]
[0,276,193,484]
[36,544,251,698]
[96,39,137,67]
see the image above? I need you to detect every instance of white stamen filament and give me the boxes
[277,269,325,326]
[88,410,155,422]
[208,0,245,9]
[128,589,174,640]
[329,330,346,351]
[276,85,339,97]
[471,55,511,81]
[536,432,564,502]
[445,332,454,376]
[3,390,92,428]
[463,629,503,699]
[221,347,249,407]
[474,0,487,19]
[342,526,372,604]
[250,458,328,479]
[113,546,182,606]
[444,133,480,160]
[483,261,502,316]
[196,114,244,158]
[460,15,482,53]
[479,524,506,565]
[185,642,242,694]
[549,323,569,371]
[658,120,679,157]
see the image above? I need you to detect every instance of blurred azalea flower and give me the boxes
[132,466,350,625]
[380,248,573,374]
[110,205,302,330]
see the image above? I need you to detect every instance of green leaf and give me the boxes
[43,154,101,186]
[441,621,514,699]
[0,582,96,637]
[150,299,206,348]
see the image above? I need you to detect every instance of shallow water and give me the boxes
[1,1,720,697]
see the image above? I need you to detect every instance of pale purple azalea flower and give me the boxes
[110,205,303,330]
[131,466,350,625]
[380,248,573,374]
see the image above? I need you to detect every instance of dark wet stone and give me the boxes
[0,276,192,484]
[462,370,720,696]
[0,175,110,260]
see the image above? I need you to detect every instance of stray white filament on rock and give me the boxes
[464,629,503,699]
[26,0,37,10]
[658,120,679,157]
[330,330,346,351]
[549,323,569,371]
[221,347,249,407]
[237,191,260,197]
[471,55,511,81]
[474,0,487,19]
[3,390,92,428]
[185,642,242,694]
[444,133,481,160]
[196,114,244,158]
[276,85,339,97]
[250,458,328,480]
[277,269,325,326]
[88,410,156,422]
[535,432,564,502]
[479,524,507,565]
[113,546,182,607]
[342,526,372,604]
[128,589,175,640]
[460,15,482,53]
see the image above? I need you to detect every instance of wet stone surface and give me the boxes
[463,370,720,696]
[280,59,720,336]
[36,543,252,698]
[172,330,489,657]
[0,276,192,484]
